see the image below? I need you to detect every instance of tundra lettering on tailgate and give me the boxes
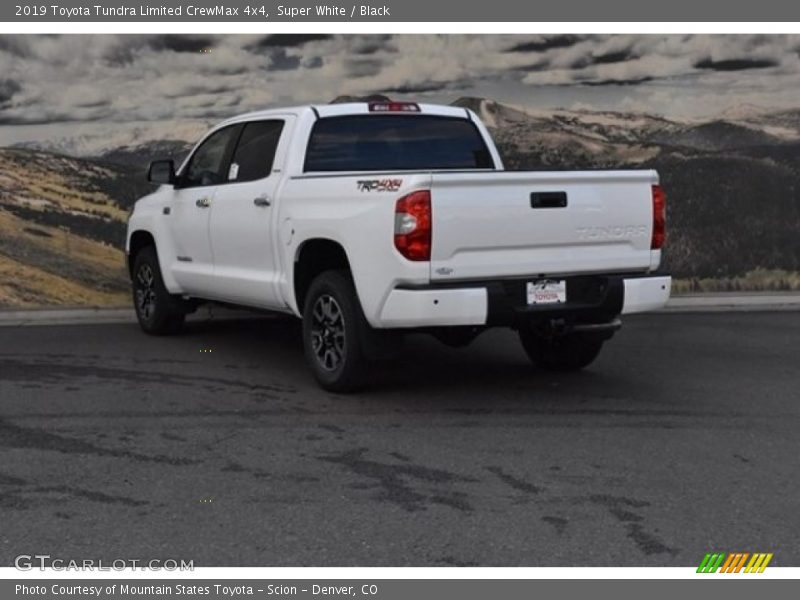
[357,179,403,192]
[576,225,648,240]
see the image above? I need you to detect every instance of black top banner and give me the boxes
[4,0,800,22]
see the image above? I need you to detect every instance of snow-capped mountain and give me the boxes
[12,120,209,162]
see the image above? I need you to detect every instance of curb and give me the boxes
[658,293,800,313]
[0,308,135,327]
[0,306,266,327]
[1,294,799,326]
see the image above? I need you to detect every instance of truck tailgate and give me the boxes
[429,170,658,281]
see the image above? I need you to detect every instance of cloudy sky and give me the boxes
[2,34,800,147]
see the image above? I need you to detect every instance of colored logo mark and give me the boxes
[697,552,773,573]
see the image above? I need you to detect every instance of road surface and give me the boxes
[0,312,798,566]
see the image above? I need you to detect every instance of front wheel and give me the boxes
[518,329,604,372]
[131,246,186,335]
[302,270,370,392]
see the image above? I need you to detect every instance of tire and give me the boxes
[518,329,604,372]
[302,270,370,392]
[131,246,186,335]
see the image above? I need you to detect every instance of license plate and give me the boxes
[527,280,567,305]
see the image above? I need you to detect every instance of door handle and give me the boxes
[195,197,211,208]
[253,196,271,207]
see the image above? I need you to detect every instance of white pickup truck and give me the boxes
[126,100,670,391]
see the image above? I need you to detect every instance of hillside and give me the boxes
[0,148,140,307]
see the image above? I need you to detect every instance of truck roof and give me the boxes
[215,102,472,127]
[313,102,471,119]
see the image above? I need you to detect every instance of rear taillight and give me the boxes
[394,190,431,261]
[651,184,666,250]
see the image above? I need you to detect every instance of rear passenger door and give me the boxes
[207,118,290,308]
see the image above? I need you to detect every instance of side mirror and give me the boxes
[147,159,176,185]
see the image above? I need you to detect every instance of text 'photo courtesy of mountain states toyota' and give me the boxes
[127,100,670,391]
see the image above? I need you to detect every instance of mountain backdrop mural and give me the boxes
[2,35,800,307]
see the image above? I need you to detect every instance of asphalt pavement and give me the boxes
[0,312,798,566]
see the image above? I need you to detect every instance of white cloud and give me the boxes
[2,34,800,137]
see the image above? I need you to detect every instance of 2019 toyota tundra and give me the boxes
[126,101,670,391]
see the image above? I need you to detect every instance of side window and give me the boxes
[181,125,240,188]
[228,120,285,183]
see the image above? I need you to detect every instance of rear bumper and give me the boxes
[378,288,488,327]
[377,274,671,329]
[621,276,672,314]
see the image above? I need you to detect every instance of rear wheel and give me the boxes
[518,329,604,371]
[132,246,186,335]
[302,270,370,392]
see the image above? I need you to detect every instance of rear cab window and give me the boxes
[304,115,495,172]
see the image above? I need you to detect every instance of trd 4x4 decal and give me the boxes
[357,179,403,192]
